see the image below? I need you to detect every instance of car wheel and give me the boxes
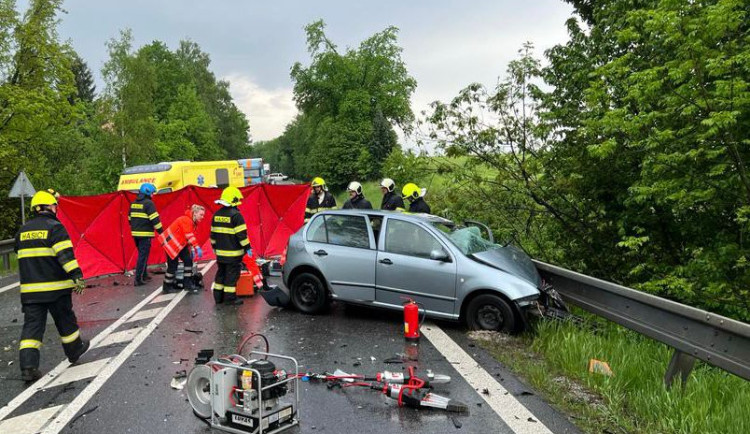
[290,272,327,314]
[466,294,516,333]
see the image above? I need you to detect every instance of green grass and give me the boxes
[472,316,750,434]
[0,252,17,277]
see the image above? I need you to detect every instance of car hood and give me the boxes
[471,245,541,287]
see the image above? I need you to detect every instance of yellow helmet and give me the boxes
[311,177,326,188]
[220,186,243,206]
[402,183,421,200]
[31,191,58,210]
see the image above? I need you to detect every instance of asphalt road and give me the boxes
[0,262,580,434]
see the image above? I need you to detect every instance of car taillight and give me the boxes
[279,246,288,266]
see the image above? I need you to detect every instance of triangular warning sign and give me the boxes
[9,171,36,198]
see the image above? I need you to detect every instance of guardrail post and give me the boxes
[1,253,8,271]
[664,349,696,389]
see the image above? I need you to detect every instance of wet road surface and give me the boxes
[0,262,579,433]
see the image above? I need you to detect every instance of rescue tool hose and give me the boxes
[237,333,270,357]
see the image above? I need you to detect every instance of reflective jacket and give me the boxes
[158,209,199,260]
[381,192,405,211]
[14,212,83,304]
[408,197,431,214]
[305,191,337,221]
[210,206,250,263]
[342,195,372,210]
[129,194,163,238]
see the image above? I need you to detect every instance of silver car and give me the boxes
[282,210,544,332]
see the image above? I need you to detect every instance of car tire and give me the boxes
[466,294,516,333]
[290,272,328,314]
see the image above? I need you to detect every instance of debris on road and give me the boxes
[451,416,463,428]
[588,359,613,376]
[68,405,99,428]
[171,370,187,390]
[184,328,203,334]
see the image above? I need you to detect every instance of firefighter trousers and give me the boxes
[134,237,152,282]
[20,295,85,370]
[213,261,241,303]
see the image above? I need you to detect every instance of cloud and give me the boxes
[223,74,297,142]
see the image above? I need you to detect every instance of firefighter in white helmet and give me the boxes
[379,178,405,211]
[342,181,372,209]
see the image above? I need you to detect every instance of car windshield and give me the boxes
[432,223,499,255]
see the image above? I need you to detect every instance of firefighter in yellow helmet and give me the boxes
[402,183,431,214]
[210,187,251,305]
[305,177,337,222]
[14,190,89,382]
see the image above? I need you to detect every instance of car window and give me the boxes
[385,219,445,259]
[306,215,327,243]
[325,215,370,249]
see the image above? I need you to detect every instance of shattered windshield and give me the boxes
[433,224,499,255]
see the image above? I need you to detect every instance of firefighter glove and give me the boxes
[194,246,203,259]
[73,279,86,295]
[245,248,253,259]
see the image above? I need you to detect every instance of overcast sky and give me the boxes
[49,0,574,142]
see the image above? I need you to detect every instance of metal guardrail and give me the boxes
[0,239,14,271]
[533,260,750,387]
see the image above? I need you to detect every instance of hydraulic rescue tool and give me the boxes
[187,348,300,434]
[304,366,467,413]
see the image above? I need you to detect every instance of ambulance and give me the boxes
[117,159,265,193]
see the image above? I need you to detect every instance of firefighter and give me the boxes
[129,183,163,286]
[15,190,89,382]
[380,178,405,211]
[211,186,251,305]
[305,177,337,222]
[158,204,205,293]
[342,181,373,209]
[402,183,431,214]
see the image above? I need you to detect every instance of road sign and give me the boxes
[9,171,36,198]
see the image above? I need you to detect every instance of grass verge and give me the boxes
[0,252,17,277]
[470,316,750,434]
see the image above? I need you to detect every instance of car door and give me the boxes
[375,217,457,314]
[305,214,376,301]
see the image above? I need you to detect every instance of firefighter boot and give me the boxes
[163,281,178,294]
[69,340,90,364]
[184,277,199,294]
[21,368,43,382]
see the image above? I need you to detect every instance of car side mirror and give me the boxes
[430,249,450,262]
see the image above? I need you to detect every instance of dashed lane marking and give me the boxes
[422,322,553,434]
[123,307,163,323]
[0,260,216,429]
[149,292,177,304]
[45,358,111,389]
[42,259,216,433]
[0,405,63,434]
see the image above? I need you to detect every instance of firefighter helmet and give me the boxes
[402,183,421,200]
[139,183,157,196]
[46,188,61,198]
[31,191,58,210]
[220,186,243,206]
[347,181,363,195]
[311,177,326,188]
[380,178,396,193]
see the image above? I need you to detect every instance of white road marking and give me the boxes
[93,327,142,348]
[0,284,165,421]
[42,259,217,433]
[123,307,162,323]
[0,281,19,294]
[45,358,111,389]
[0,405,63,434]
[149,292,177,304]
[421,323,553,434]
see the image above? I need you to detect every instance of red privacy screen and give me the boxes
[57,184,309,278]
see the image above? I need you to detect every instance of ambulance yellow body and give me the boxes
[117,159,265,193]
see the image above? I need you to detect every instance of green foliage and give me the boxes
[253,20,416,186]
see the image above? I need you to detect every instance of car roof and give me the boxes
[317,209,454,225]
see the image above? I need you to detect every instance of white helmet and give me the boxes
[380,178,395,193]
[347,181,363,195]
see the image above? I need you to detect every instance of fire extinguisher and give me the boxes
[403,298,425,341]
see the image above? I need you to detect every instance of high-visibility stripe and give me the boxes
[212,283,225,290]
[20,280,75,293]
[224,286,236,293]
[52,240,73,253]
[62,259,79,273]
[153,223,163,230]
[130,212,148,218]
[148,212,160,220]
[234,224,247,233]
[132,231,155,237]
[211,227,235,235]
[239,239,250,247]
[18,247,55,259]
[61,329,80,344]
[215,249,244,257]
[20,339,42,350]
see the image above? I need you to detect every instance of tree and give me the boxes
[71,52,95,102]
